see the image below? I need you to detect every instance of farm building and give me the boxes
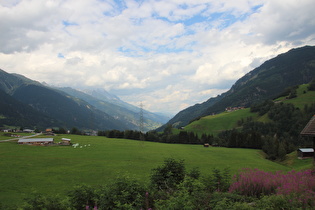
[300,115,315,161]
[23,129,35,133]
[18,138,54,145]
[297,148,314,159]
[60,138,71,145]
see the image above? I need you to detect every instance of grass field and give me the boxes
[182,108,258,136]
[282,84,315,109]
[0,134,311,206]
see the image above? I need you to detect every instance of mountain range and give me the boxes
[0,70,168,131]
[159,45,315,130]
[1,45,315,132]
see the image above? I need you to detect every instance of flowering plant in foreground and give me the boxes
[229,168,315,207]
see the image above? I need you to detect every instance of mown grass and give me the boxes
[282,84,315,109]
[0,134,297,206]
[182,108,258,136]
[279,151,313,171]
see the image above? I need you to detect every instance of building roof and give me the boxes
[298,148,314,153]
[18,138,54,143]
[300,115,315,136]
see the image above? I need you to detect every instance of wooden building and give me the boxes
[300,115,315,161]
[18,138,54,145]
[297,148,314,159]
[60,138,71,145]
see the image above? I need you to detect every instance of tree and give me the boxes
[163,124,173,136]
[98,176,146,209]
[68,184,96,209]
[70,127,81,135]
[150,158,186,191]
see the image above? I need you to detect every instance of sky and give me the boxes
[1,0,315,116]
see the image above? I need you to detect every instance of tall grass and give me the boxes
[229,168,315,207]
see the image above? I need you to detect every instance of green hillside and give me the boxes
[0,134,302,206]
[180,83,315,137]
[183,108,258,136]
[281,84,315,109]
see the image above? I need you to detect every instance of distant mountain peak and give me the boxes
[83,88,120,101]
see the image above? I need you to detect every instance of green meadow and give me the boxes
[182,108,258,136]
[0,134,311,206]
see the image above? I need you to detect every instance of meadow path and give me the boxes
[0,133,41,142]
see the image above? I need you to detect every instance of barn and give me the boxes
[18,138,54,145]
[60,138,71,145]
[297,148,314,159]
[300,115,315,161]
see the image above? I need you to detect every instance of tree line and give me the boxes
[97,128,214,145]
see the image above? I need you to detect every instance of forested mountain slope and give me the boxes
[0,69,128,130]
[162,46,315,129]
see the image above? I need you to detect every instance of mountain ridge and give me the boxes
[160,45,315,130]
[0,69,165,130]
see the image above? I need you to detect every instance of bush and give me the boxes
[150,158,186,191]
[209,192,255,210]
[201,168,231,193]
[22,192,71,210]
[68,184,97,209]
[254,194,301,209]
[98,175,146,210]
[154,177,207,210]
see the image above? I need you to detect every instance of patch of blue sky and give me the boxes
[130,17,145,25]
[181,14,210,26]
[212,4,263,30]
[62,20,78,27]
[57,53,65,58]
[117,42,194,57]
[103,0,127,17]
[151,45,193,54]
[117,46,142,57]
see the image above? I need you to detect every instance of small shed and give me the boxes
[60,138,71,145]
[18,138,54,145]
[297,148,314,159]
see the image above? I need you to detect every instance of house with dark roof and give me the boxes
[300,115,315,136]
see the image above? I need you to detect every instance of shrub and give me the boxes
[22,192,71,210]
[201,168,231,192]
[254,194,301,210]
[98,175,146,210]
[150,158,185,191]
[154,177,206,210]
[68,184,97,209]
[209,192,255,210]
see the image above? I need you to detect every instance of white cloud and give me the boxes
[1,0,315,116]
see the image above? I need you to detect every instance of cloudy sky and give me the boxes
[1,0,315,116]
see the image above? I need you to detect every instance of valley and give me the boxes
[0,134,310,207]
